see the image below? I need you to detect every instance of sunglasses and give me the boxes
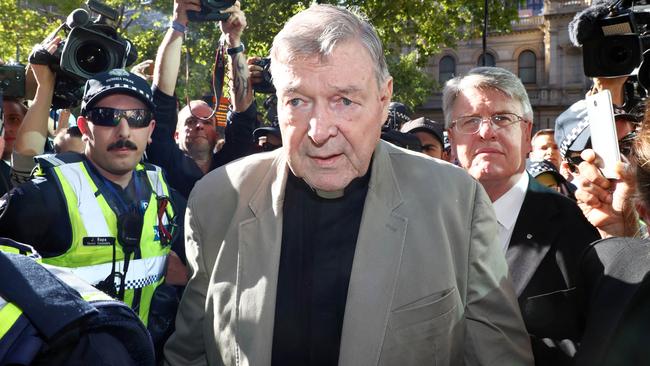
[85,107,153,128]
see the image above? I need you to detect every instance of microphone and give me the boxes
[66,8,90,29]
[568,0,614,46]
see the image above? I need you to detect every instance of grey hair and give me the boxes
[269,4,390,88]
[441,67,533,128]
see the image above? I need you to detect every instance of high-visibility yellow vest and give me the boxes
[35,155,175,325]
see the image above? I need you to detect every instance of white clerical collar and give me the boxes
[493,173,529,232]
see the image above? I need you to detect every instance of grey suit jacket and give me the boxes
[164,141,533,366]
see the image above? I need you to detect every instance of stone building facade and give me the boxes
[420,0,592,132]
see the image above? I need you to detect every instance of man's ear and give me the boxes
[77,116,91,142]
[147,120,156,145]
[379,77,394,125]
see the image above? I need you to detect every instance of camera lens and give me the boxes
[75,43,110,74]
[607,44,631,64]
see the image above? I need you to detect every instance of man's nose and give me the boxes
[478,119,497,140]
[308,104,337,145]
[116,118,131,138]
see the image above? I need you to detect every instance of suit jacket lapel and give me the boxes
[506,176,559,296]
[237,151,288,366]
[338,142,408,366]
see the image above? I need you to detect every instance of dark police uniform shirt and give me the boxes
[271,171,370,366]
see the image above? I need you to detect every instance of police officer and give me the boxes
[0,69,183,325]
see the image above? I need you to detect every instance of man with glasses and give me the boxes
[0,69,184,327]
[443,66,599,365]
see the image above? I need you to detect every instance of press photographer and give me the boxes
[554,0,647,239]
[30,0,137,109]
[147,0,258,198]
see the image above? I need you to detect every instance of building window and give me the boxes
[439,56,456,84]
[477,53,496,67]
[518,50,536,84]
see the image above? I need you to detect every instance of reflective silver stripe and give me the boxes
[44,264,114,300]
[35,153,67,167]
[0,297,6,310]
[54,255,167,290]
[56,163,111,237]
[145,167,165,197]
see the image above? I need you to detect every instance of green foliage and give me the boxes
[2,0,520,110]
[388,51,435,112]
[0,0,62,64]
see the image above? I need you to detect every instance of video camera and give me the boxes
[37,0,137,108]
[571,0,650,90]
[0,64,26,99]
[188,0,236,22]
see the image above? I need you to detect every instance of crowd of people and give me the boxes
[1,0,650,365]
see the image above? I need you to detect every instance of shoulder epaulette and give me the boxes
[35,152,84,169]
[141,161,162,173]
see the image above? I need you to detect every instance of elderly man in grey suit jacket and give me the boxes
[164,4,533,366]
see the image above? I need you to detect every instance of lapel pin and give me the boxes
[526,234,533,239]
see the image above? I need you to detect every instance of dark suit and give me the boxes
[506,176,600,365]
[575,237,650,366]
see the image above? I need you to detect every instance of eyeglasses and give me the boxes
[85,107,153,128]
[451,113,525,135]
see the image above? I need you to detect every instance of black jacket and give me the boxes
[575,236,650,366]
[506,175,600,365]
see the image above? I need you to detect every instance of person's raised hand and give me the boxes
[173,0,201,27]
[219,1,246,47]
[574,148,637,237]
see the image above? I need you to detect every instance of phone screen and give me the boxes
[586,90,621,179]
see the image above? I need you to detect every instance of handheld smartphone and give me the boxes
[586,90,621,179]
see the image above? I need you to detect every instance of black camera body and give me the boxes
[188,0,236,22]
[572,1,650,89]
[0,64,26,99]
[46,0,137,108]
[252,57,275,94]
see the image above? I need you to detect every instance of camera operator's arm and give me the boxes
[11,39,59,185]
[153,0,200,95]
[221,1,251,112]
[588,76,628,106]
[574,149,639,238]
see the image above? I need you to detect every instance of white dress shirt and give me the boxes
[493,173,529,252]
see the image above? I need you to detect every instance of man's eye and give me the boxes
[493,115,514,124]
[461,118,480,127]
[289,98,302,107]
[341,98,352,106]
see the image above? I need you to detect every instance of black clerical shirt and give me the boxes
[271,171,370,366]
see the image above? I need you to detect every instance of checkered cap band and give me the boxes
[91,83,152,104]
[560,118,590,158]
[123,273,163,290]
[528,160,558,177]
